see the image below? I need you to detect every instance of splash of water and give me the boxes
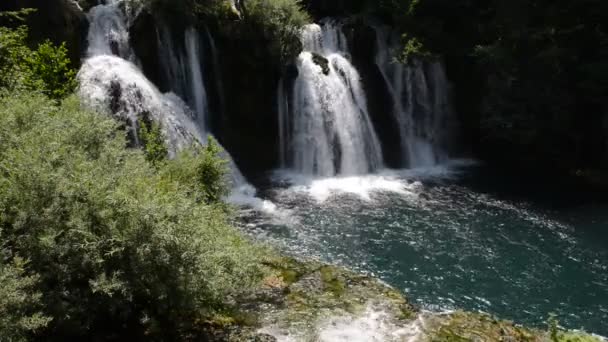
[259,305,427,342]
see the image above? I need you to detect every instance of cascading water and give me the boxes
[374,26,452,168]
[86,0,140,61]
[279,21,384,177]
[79,0,200,155]
[156,26,209,132]
[184,28,209,129]
[78,0,265,208]
[154,23,259,197]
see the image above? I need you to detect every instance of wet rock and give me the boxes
[311,52,330,75]
[129,9,163,90]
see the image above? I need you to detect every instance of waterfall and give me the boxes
[78,55,201,154]
[374,26,452,168]
[280,20,384,177]
[86,0,136,60]
[154,24,256,192]
[78,0,259,201]
[277,78,289,168]
[80,0,201,155]
[156,26,209,132]
[185,28,209,130]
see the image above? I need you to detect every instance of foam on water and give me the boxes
[273,170,417,202]
[272,159,477,203]
[259,306,427,342]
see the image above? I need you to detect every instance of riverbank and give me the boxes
[207,256,604,341]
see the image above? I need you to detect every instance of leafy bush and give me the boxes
[0,256,50,342]
[0,26,76,99]
[0,26,31,90]
[25,41,76,100]
[160,136,231,205]
[138,118,168,166]
[0,92,266,339]
[400,33,433,62]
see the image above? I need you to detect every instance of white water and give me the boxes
[184,28,209,130]
[78,55,201,155]
[279,21,384,177]
[86,0,140,61]
[259,305,427,342]
[80,0,199,154]
[79,0,277,213]
[156,26,209,131]
[374,26,452,168]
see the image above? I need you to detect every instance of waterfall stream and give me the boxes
[374,26,452,168]
[78,0,262,205]
[279,21,384,177]
[79,0,200,155]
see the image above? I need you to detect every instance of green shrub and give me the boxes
[400,33,433,62]
[25,41,76,100]
[0,92,266,339]
[0,26,75,99]
[138,118,168,166]
[0,26,31,90]
[160,136,231,205]
[0,255,51,342]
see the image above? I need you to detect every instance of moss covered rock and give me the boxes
[211,256,605,342]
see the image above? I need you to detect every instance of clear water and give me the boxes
[245,164,608,335]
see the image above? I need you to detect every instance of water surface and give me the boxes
[243,164,608,335]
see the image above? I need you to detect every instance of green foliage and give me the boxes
[400,33,433,62]
[160,136,231,205]
[0,8,37,25]
[0,26,31,90]
[0,256,51,342]
[198,0,239,20]
[241,0,311,61]
[0,92,266,339]
[138,118,168,166]
[0,26,76,99]
[25,41,76,100]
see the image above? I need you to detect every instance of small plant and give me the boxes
[138,118,168,166]
[196,136,231,204]
[400,33,433,63]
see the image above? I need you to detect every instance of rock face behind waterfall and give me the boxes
[130,13,283,177]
